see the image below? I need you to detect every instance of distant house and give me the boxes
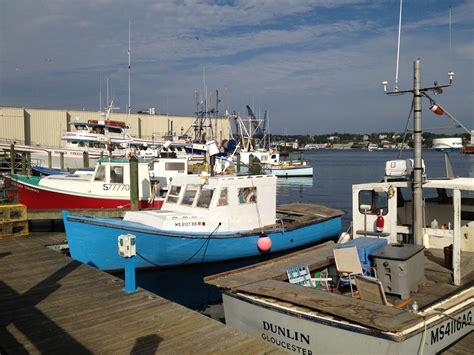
[328,136,340,142]
[379,134,387,140]
[363,134,369,141]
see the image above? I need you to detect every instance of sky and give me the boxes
[1,0,473,135]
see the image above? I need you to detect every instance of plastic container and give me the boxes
[430,219,438,229]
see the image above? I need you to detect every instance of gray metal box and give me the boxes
[371,244,425,299]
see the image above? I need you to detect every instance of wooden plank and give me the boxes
[0,233,284,354]
[235,279,421,333]
[205,241,335,289]
[441,331,474,355]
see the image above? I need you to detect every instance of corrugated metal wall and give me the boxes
[0,107,26,143]
[0,107,232,148]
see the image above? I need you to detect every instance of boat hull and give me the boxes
[5,176,162,209]
[266,166,313,177]
[221,293,473,355]
[62,211,341,270]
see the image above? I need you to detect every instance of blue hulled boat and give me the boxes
[63,174,342,270]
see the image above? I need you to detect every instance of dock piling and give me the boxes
[129,155,139,211]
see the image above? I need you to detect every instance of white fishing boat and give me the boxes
[206,59,474,354]
[432,138,463,152]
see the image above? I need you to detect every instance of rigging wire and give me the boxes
[398,97,414,159]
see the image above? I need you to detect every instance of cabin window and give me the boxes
[238,187,257,204]
[217,188,228,206]
[110,166,124,183]
[181,184,200,206]
[260,156,268,162]
[197,188,214,209]
[94,166,106,181]
[167,185,181,204]
[165,162,186,172]
[108,127,121,134]
[358,190,388,215]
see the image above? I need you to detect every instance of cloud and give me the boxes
[1,0,472,134]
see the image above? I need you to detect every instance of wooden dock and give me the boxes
[0,234,283,354]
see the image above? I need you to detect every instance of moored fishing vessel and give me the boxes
[205,59,474,354]
[4,157,171,209]
[63,173,343,270]
[432,137,463,152]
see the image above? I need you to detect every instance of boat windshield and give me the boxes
[196,188,215,209]
[166,185,181,204]
[95,166,106,181]
[182,184,200,206]
[217,188,228,206]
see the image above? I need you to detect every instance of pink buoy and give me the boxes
[257,233,272,252]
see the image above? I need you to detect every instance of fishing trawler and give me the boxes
[62,171,343,270]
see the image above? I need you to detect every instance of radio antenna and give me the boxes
[394,0,403,92]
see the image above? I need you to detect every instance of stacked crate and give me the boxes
[0,204,29,239]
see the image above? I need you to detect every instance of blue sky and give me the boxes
[1,0,472,134]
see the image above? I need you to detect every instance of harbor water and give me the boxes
[118,149,473,311]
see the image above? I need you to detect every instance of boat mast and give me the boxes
[394,0,403,91]
[128,21,131,118]
[383,59,454,245]
[412,59,423,245]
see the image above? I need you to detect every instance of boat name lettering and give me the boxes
[261,333,312,354]
[430,310,471,345]
[103,184,130,191]
[262,321,310,345]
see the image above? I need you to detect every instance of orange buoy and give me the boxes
[257,233,272,252]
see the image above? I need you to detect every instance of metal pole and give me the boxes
[413,59,423,245]
[129,155,139,211]
[452,189,461,286]
[9,144,15,175]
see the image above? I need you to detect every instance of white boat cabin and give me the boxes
[239,150,280,166]
[124,174,277,233]
[352,175,473,286]
[149,157,188,191]
[39,158,152,199]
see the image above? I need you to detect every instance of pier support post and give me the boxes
[129,155,139,211]
[82,152,89,168]
[48,151,52,168]
[21,153,26,175]
[237,154,241,173]
[10,144,15,175]
[60,152,65,170]
[124,257,137,293]
[27,153,32,176]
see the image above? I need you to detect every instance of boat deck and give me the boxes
[0,233,284,354]
[205,241,473,334]
[276,203,344,228]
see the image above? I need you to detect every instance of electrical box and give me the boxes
[118,234,136,258]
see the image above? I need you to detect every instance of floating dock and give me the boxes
[0,233,283,354]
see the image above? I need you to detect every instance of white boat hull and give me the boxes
[222,294,473,355]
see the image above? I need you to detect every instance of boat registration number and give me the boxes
[429,309,472,345]
[103,183,130,191]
